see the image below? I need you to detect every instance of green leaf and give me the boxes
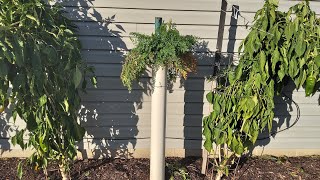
[259,51,266,73]
[284,22,294,40]
[206,92,213,104]
[274,26,281,43]
[17,161,23,179]
[267,80,275,98]
[0,59,8,78]
[235,63,243,80]
[63,99,69,112]
[280,47,288,66]
[26,115,38,132]
[203,139,213,152]
[269,0,279,6]
[261,15,268,31]
[210,111,218,121]
[39,95,47,106]
[73,66,82,88]
[299,69,307,89]
[295,31,306,57]
[251,95,258,105]
[82,78,87,90]
[299,57,305,69]
[213,101,221,114]
[45,113,53,130]
[12,110,18,122]
[91,76,97,88]
[250,122,259,143]
[228,71,235,85]
[39,135,48,152]
[11,135,17,146]
[254,73,262,89]
[271,49,280,74]
[74,123,85,141]
[315,55,320,67]
[26,14,40,25]
[43,158,48,168]
[289,59,297,79]
[278,65,285,82]
[293,18,299,33]
[15,130,25,149]
[235,139,244,155]
[12,35,24,67]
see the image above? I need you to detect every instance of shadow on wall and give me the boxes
[182,4,241,156]
[180,39,237,156]
[0,89,20,154]
[252,82,295,152]
[57,0,150,159]
[181,41,214,157]
[0,115,9,151]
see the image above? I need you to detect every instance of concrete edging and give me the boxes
[1,149,320,159]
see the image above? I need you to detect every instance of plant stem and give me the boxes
[215,170,223,180]
[59,164,70,180]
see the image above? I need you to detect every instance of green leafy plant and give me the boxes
[166,162,190,180]
[203,0,320,179]
[121,21,198,90]
[0,0,96,179]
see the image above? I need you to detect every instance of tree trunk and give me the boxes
[59,165,70,180]
[215,171,223,180]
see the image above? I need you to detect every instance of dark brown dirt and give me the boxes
[0,156,320,180]
[227,156,320,180]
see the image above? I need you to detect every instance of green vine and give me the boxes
[203,0,320,179]
[0,0,96,179]
[121,21,198,90]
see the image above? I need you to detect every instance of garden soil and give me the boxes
[0,156,320,179]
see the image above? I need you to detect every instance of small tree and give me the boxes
[0,0,96,179]
[203,0,320,179]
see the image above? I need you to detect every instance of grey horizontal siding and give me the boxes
[59,0,217,11]
[81,89,319,104]
[85,77,212,90]
[82,50,221,66]
[64,7,221,24]
[74,22,222,38]
[80,102,206,115]
[1,0,320,156]
[227,0,320,12]
[79,101,319,116]
[77,36,241,52]
[90,63,213,77]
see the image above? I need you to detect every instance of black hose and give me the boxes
[257,92,300,140]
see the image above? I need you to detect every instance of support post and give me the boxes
[150,17,167,180]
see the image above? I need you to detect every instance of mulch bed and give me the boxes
[0,156,320,179]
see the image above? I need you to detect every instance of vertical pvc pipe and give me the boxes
[150,17,167,180]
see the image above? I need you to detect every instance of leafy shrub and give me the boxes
[0,0,95,178]
[203,0,320,179]
[121,21,198,90]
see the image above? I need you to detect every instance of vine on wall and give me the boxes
[203,0,320,179]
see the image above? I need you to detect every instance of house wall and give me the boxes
[1,0,320,158]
